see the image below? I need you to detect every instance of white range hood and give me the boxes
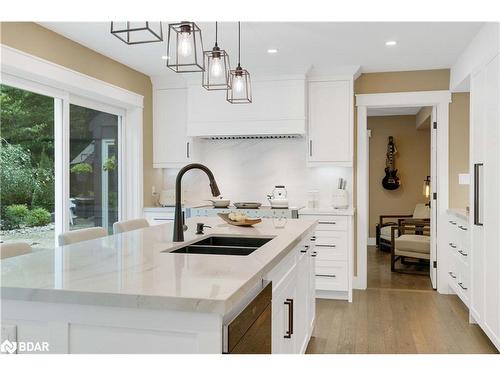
[186,75,306,138]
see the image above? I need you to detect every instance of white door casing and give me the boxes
[355,91,451,293]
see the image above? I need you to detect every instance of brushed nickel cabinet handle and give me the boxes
[449,271,456,279]
[458,250,468,257]
[316,274,336,278]
[309,140,313,157]
[186,142,190,158]
[316,244,336,248]
[318,221,336,225]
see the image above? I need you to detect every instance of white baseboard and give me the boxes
[368,237,376,246]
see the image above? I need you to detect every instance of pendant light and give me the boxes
[166,21,204,73]
[202,22,231,90]
[227,22,252,104]
[110,22,163,45]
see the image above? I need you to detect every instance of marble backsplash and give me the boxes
[161,137,352,208]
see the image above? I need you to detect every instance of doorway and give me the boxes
[366,108,432,290]
[356,91,451,294]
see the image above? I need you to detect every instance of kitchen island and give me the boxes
[1,217,317,354]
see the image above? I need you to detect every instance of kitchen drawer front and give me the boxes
[301,214,348,231]
[314,233,348,261]
[315,261,348,291]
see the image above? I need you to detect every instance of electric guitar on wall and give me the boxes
[382,136,401,190]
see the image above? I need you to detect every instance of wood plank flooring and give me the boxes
[306,246,497,354]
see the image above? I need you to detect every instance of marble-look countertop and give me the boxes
[447,208,469,222]
[1,217,315,315]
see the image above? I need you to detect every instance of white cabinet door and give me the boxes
[470,67,486,323]
[272,272,297,354]
[308,80,352,165]
[295,247,309,353]
[482,54,500,345]
[308,239,316,335]
[153,88,195,168]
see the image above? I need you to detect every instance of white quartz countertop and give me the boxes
[1,217,316,315]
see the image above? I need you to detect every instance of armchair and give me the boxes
[376,203,430,252]
[390,218,431,274]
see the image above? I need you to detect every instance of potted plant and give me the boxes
[70,162,93,182]
[102,156,116,172]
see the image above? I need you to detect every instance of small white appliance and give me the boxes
[332,178,349,209]
[267,185,289,208]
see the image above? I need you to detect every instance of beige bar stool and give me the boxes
[113,218,149,234]
[58,227,107,246]
[0,242,32,259]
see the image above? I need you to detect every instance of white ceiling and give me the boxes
[367,107,422,117]
[39,22,483,78]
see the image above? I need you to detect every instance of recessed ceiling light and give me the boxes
[267,48,278,54]
[385,40,397,46]
[161,55,169,60]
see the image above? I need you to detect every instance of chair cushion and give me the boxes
[395,234,430,254]
[380,225,398,241]
[413,203,430,219]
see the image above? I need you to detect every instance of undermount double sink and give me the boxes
[167,236,274,256]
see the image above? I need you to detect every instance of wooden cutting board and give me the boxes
[218,213,262,227]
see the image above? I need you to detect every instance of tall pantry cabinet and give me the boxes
[469,52,500,351]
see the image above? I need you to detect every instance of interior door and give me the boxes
[430,105,438,289]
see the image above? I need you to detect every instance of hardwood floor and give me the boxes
[306,246,497,354]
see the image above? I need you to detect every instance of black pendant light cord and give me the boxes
[215,22,218,47]
[238,21,241,68]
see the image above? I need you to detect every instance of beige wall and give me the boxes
[449,92,470,209]
[368,115,430,237]
[0,22,161,206]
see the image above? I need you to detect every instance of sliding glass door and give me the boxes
[69,103,120,233]
[1,77,125,249]
[0,84,56,250]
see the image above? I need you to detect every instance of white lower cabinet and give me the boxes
[266,236,316,353]
[446,212,470,306]
[299,213,353,302]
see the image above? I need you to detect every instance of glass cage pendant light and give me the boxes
[227,22,252,104]
[166,21,205,73]
[202,22,231,90]
[110,22,163,45]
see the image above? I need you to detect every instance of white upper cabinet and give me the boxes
[153,88,196,168]
[307,80,353,166]
[186,77,306,137]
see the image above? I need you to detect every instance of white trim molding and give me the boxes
[1,44,144,228]
[355,90,451,293]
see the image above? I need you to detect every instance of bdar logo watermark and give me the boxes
[1,339,50,354]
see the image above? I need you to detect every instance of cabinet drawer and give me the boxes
[315,261,348,291]
[300,214,348,231]
[314,234,348,261]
